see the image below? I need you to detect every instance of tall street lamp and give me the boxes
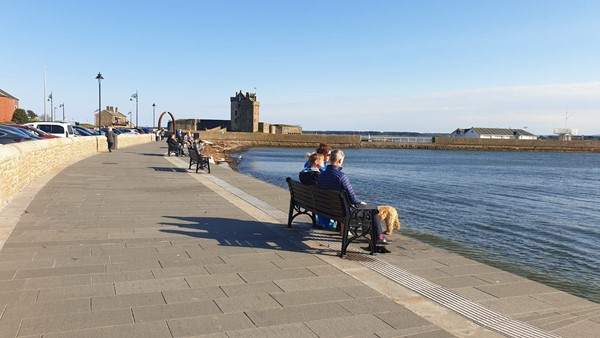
[130,91,138,128]
[47,92,53,121]
[152,103,156,129]
[96,72,103,131]
[59,103,65,121]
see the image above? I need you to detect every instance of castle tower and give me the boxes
[230,90,259,132]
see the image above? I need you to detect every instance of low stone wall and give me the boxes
[0,134,154,208]
[432,137,600,152]
[198,131,360,148]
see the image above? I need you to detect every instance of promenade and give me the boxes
[0,142,598,337]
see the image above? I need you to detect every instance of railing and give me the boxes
[360,136,433,143]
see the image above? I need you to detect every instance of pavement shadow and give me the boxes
[140,153,166,157]
[160,216,313,253]
[148,167,188,173]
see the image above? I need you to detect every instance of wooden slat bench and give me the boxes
[189,148,211,173]
[286,177,378,257]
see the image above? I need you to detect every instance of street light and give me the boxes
[130,90,138,128]
[47,92,53,121]
[128,112,132,127]
[59,103,65,121]
[96,72,103,132]
[152,103,156,129]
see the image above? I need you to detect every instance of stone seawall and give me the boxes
[431,137,600,152]
[0,134,154,208]
[198,131,600,153]
[198,131,360,148]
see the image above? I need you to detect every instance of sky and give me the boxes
[2,0,600,135]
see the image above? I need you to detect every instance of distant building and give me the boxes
[95,106,129,128]
[198,119,230,131]
[230,90,259,132]
[166,91,302,135]
[451,127,537,140]
[0,88,19,122]
[269,124,302,135]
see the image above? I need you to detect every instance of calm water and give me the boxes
[234,147,600,303]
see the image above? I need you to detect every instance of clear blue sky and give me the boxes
[3,0,600,134]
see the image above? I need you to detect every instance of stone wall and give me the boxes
[198,131,360,147]
[432,137,600,152]
[0,134,154,208]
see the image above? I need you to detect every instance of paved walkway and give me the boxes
[0,142,598,337]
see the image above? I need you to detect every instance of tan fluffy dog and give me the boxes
[378,205,401,235]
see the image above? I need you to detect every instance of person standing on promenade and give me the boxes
[106,127,115,152]
[317,149,391,245]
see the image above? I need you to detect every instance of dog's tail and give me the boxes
[394,219,401,230]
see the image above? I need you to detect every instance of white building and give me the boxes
[450,127,537,140]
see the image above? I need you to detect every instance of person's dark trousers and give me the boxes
[108,142,114,152]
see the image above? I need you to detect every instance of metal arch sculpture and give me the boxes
[157,111,176,132]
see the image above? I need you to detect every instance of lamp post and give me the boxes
[47,92,53,121]
[96,72,103,132]
[152,103,156,129]
[59,103,65,121]
[130,91,138,128]
[128,112,132,127]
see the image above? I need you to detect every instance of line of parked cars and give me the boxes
[0,121,152,145]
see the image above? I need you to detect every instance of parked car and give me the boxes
[0,126,35,144]
[0,125,41,139]
[73,126,95,136]
[11,124,58,139]
[120,128,139,135]
[24,121,75,138]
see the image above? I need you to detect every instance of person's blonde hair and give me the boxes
[307,152,324,166]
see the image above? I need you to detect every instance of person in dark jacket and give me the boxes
[166,134,179,156]
[106,127,115,152]
[299,153,324,185]
[317,149,391,244]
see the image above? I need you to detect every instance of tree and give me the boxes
[26,110,38,121]
[11,108,29,124]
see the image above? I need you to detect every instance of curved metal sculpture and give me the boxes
[157,111,176,132]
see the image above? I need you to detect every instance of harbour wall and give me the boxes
[197,131,600,153]
[0,134,154,208]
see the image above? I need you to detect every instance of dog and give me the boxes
[377,205,401,235]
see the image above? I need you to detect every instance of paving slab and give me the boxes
[41,321,172,338]
[132,299,221,322]
[18,308,133,336]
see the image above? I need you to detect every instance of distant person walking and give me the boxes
[106,127,115,152]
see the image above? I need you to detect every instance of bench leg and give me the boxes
[369,221,377,255]
[340,225,349,257]
[286,200,295,228]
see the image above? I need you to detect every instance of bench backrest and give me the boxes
[286,177,350,223]
[189,148,200,160]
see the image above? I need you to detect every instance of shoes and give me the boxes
[361,246,391,254]
[377,238,392,245]
[376,246,391,253]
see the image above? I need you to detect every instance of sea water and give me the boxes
[233,147,600,303]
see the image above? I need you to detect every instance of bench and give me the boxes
[189,148,211,173]
[286,177,378,257]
